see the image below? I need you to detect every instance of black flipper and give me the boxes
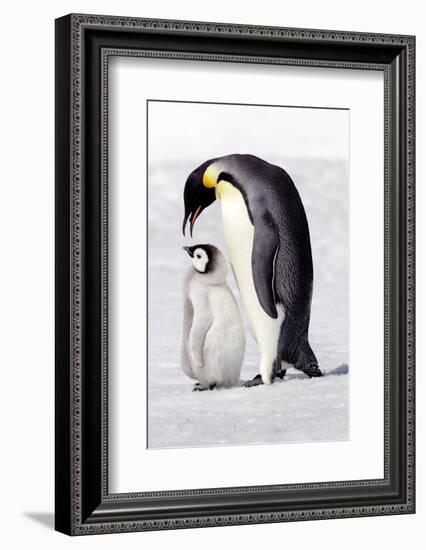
[251,210,279,319]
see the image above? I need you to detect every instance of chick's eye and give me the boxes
[196,254,201,259]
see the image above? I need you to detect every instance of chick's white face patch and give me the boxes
[192,248,209,273]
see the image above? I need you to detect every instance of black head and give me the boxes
[183,244,216,274]
[182,160,217,237]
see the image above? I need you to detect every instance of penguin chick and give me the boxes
[181,244,245,391]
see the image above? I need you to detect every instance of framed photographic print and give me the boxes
[55,14,415,535]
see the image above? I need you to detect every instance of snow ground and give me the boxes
[147,156,349,449]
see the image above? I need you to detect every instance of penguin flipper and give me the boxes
[251,210,279,319]
[181,296,196,379]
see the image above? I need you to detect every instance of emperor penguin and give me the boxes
[181,244,245,391]
[182,154,323,387]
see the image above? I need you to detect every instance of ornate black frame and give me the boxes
[55,13,415,535]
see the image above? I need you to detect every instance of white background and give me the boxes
[110,60,382,492]
[0,1,423,549]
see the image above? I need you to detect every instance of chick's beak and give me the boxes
[183,246,194,257]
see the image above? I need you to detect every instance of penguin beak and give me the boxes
[183,246,194,257]
[182,206,202,238]
[183,206,202,239]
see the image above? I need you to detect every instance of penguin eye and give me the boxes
[196,254,201,259]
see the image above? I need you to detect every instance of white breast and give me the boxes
[217,181,284,356]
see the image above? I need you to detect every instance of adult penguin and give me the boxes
[182,154,323,387]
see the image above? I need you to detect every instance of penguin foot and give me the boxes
[272,359,287,381]
[192,383,216,392]
[274,369,287,380]
[295,363,323,378]
[243,374,264,388]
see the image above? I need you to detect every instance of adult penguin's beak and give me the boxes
[182,206,202,238]
[182,246,194,257]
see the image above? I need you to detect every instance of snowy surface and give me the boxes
[147,155,349,449]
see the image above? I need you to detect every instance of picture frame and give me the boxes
[55,13,415,535]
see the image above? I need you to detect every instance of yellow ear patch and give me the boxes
[202,164,220,189]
